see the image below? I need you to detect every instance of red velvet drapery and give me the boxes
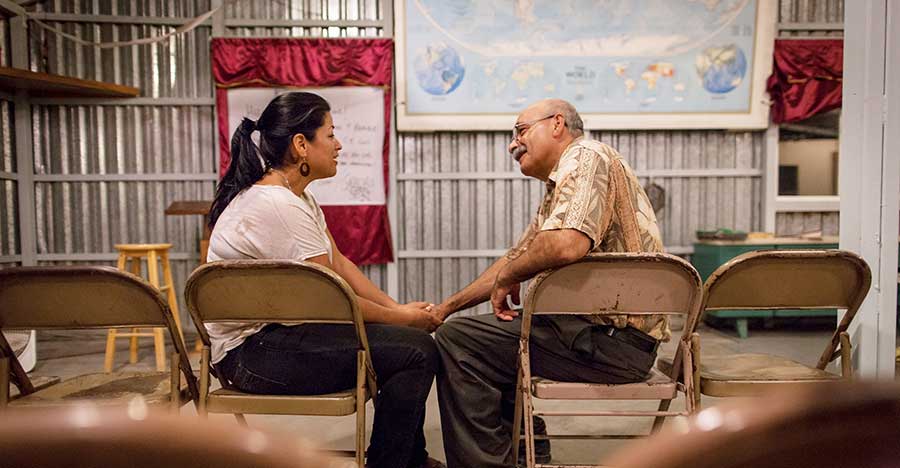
[767,39,843,124]
[211,38,394,265]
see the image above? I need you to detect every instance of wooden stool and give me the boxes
[104,244,183,372]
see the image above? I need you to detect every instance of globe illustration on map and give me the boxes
[413,43,465,96]
[695,45,747,94]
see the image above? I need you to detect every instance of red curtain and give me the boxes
[767,39,843,124]
[212,38,394,265]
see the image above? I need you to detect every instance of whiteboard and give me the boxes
[227,86,386,206]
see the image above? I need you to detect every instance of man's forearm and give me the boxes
[496,230,590,287]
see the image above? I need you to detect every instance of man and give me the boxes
[432,99,667,468]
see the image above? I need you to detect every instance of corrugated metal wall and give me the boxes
[0,17,15,268]
[11,0,842,318]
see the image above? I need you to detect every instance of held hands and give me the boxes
[397,301,443,332]
[490,279,521,322]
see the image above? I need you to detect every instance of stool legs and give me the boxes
[129,258,141,364]
[104,247,178,373]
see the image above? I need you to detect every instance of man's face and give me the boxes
[509,106,559,180]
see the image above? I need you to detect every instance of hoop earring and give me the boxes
[299,161,311,177]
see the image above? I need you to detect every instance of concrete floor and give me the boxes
[25,317,845,466]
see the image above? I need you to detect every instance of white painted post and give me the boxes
[839,0,899,378]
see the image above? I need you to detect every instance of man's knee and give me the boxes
[434,317,470,352]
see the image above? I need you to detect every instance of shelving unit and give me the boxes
[0,66,139,98]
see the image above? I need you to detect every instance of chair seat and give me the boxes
[206,388,371,416]
[114,243,173,252]
[532,367,677,400]
[659,354,843,397]
[700,353,842,396]
[10,372,188,407]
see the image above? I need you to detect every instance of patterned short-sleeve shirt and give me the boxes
[507,138,670,341]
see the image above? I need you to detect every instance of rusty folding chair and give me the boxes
[0,267,197,411]
[690,249,871,399]
[184,260,376,468]
[513,253,704,468]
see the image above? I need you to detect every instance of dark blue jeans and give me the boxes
[217,323,438,468]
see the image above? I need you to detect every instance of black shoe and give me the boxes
[518,415,551,465]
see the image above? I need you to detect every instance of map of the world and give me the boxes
[398,0,773,130]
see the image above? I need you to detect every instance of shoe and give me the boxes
[518,415,551,465]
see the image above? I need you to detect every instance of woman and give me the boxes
[207,92,443,468]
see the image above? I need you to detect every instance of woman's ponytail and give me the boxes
[208,118,263,229]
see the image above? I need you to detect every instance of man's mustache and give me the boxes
[511,145,527,158]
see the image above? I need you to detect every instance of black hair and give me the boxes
[208,92,331,229]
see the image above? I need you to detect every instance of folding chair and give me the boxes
[184,260,376,468]
[606,381,900,468]
[690,249,871,399]
[513,253,704,468]
[0,266,197,411]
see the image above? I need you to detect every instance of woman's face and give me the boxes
[305,112,342,179]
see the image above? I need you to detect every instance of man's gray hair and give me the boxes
[546,99,584,137]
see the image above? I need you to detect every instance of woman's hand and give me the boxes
[396,301,443,332]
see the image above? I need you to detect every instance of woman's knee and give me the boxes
[370,325,439,376]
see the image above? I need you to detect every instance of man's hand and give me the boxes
[491,279,521,321]
[397,301,443,332]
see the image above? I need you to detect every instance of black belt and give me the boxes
[604,326,659,354]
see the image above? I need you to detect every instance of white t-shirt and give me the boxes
[205,184,333,363]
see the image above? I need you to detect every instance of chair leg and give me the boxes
[356,350,367,468]
[234,413,248,426]
[520,343,537,468]
[0,357,9,409]
[511,360,525,468]
[199,347,210,417]
[839,331,852,378]
[170,352,181,413]
[651,400,672,433]
[104,328,117,373]
[691,333,701,410]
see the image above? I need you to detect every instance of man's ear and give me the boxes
[551,114,566,138]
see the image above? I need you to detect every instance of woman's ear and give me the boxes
[291,134,308,160]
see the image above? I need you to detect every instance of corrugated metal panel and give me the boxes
[34,181,212,254]
[1,180,17,256]
[776,211,839,236]
[38,0,212,18]
[224,0,382,21]
[1,100,13,172]
[224,0,384,37]
[397,130,765,313]
[32,106,215,174]
[0,19,9,67]
[29,22,212,97]
[779,0,843,36]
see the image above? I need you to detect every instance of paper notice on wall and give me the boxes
[227,86,386,206]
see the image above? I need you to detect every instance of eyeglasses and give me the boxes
[512,114,557,140]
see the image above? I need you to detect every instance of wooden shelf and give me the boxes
[0,66,139,98]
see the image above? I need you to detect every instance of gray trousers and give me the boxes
[434,314,655,468]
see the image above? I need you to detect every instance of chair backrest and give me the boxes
[0,266,175,330]
[184,260,369,353]
[701,249,871,369]
[524,252,703,380]
[525,252,703,335]
[605,381,900,468]
[0,266,197,400]
[0,407,336,468]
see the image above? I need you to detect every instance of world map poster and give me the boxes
[395,0,776,131]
